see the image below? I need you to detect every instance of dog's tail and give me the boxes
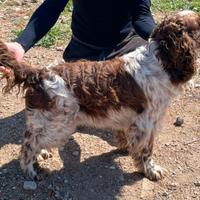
[0,40,46,93]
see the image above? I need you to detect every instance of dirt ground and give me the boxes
[0,2,200,200]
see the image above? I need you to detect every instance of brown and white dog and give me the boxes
[0,11,200,181]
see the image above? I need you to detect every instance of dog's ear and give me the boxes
[151,14,197,85]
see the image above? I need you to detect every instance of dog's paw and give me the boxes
[144,164,166,181]
[37,149,52,161]
[21,161,37,180]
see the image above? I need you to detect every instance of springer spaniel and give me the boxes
[0,10,200,181]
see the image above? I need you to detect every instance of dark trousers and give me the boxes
[63,32,147,62]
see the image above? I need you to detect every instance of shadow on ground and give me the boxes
[0,110,25,148]
[0,112,143,200]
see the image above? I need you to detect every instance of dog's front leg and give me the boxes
[127,124,165,181]
[136,135,165,181]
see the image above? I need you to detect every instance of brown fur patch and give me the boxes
[25,87,54,110]
[52,58,147,118]
[151,11,200,84]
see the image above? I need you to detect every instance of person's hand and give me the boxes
[0,42,25,75]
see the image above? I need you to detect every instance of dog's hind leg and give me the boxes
[115,130,129,152]
[20,130,42,179]
[127,123,165,181]
[20,107,77,179]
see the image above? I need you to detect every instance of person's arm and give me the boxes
[131,0,155,40]
[16,0,69,52]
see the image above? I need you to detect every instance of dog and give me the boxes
[0,10,200,181]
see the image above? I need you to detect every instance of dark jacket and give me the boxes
[16,0,155,52]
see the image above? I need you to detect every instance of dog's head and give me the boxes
[151,10,200,84]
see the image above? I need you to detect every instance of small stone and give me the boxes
[56,186,60,191]
[23,181,37,190]
[60,16,67,24]
[174,117,184,127]
[56,47,63,51]
[194,181,200,187]
[178,166,182,170]
[55,191,61,198]
[64,179,68,183]
[171,183,177,186]
[165,143,170,147]
[172,171,176,176]
[119,174,125,182]
[3,169,8,173]
[109,166,116,170]
[23,16,29,20]
[168,182,178,190]
[162,191,168,197]
[14,7,21,12]
[194,84,200,88]
[72,151,79,156]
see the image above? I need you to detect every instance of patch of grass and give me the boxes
[36,22,71,48]
[36,2,72,48]
[12,1,72,48]
[12,29,23,38]
[152,0,200,13]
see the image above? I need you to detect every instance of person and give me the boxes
[0,0,155,74]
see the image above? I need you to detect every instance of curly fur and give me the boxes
[151,10,200,84]
[0,11,200,181]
